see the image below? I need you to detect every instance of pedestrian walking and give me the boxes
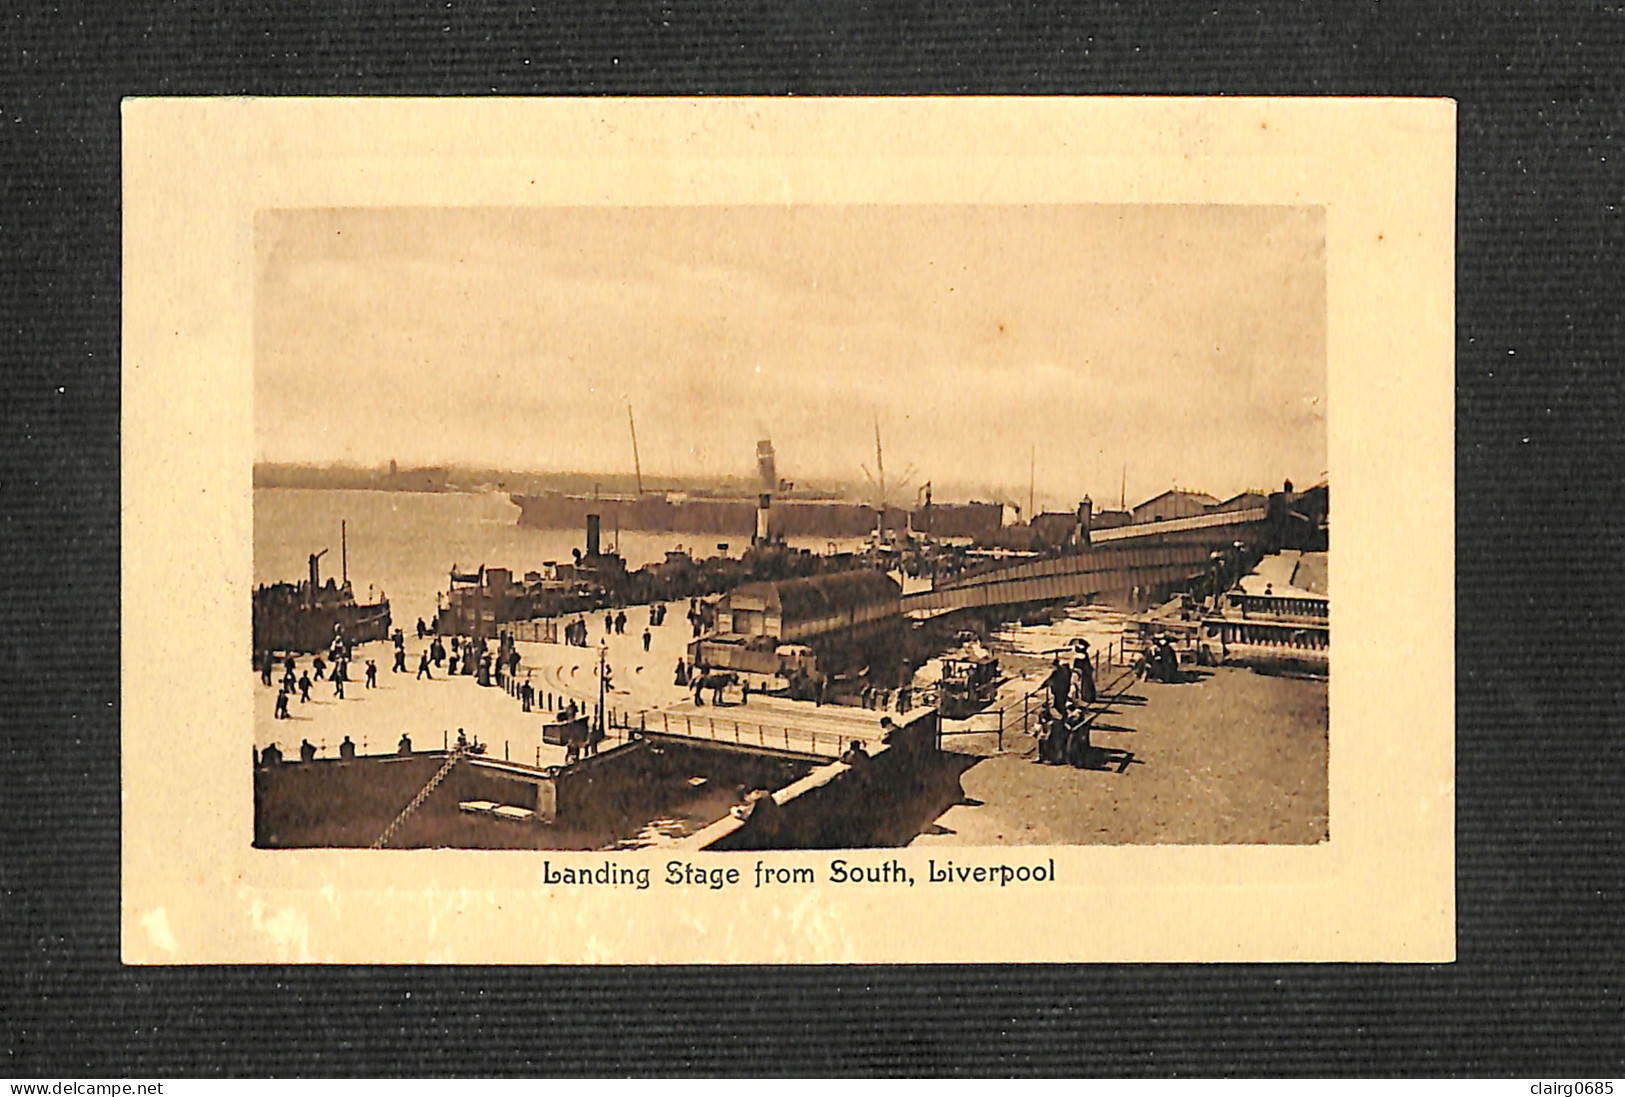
[274,689,290,719]
[298,672,311,703]
[333,672,344,699]
[261,652,274,687]
[448,653,459,676]
[604,612,614,635]
[417,652,432,680]
[366,659,378,688]
[313,655,325,681]
[642,628,651,652]
[393,647,406,673]
[615,610,627,635]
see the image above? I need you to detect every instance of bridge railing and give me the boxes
[938,640,1139,751]
[1225,592,1329,621]
[608,707,851,759]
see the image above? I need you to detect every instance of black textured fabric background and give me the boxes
[4,0,1622,1077]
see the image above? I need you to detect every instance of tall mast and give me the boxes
[1120,465,1126,510]
[627,403,643,495]
[1029,446,1035,520]
[341,519,348,587]
[874,419,885,534]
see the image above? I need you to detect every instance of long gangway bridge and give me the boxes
[901,505,1271,618]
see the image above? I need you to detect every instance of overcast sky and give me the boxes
[256,204,1325,511]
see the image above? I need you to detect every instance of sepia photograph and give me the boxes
[122,98,1452,963]
[250,203,1329,854]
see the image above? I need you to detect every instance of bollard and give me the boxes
[505,740,509,761]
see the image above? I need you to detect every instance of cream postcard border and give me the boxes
[122,97,1455,964]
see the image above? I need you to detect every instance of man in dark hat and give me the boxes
[1072,639,1096,705]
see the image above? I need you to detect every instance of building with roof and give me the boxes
[1132,489,1219,524]
[1029,511,1081,548]
[713,569,902,645]
[1208,490,1270,514]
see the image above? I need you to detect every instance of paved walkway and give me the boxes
[912,666,1329,846]
[254,601,850,765]
[256,640,577,767]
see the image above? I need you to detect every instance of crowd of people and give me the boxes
[264,624,366,719]
[260,600,677,762]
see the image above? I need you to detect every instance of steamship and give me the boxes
[510,438,999,541]
[252,526,391,655]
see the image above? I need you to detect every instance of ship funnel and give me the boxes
[585,513,601,557]
[307,548,327,609]
[755,493,772,544]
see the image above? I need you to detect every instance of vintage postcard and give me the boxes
[122,97,1454,963]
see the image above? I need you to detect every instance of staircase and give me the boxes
[371,747,466,850]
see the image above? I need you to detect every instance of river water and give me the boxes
[254,488,860,628]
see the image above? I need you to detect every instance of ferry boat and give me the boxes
[252,541,391,655]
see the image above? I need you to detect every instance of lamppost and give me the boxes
[596,640,608,744]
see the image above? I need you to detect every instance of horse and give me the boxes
[693,670,739,706]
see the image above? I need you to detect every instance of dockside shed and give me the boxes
[714,570,901,644]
